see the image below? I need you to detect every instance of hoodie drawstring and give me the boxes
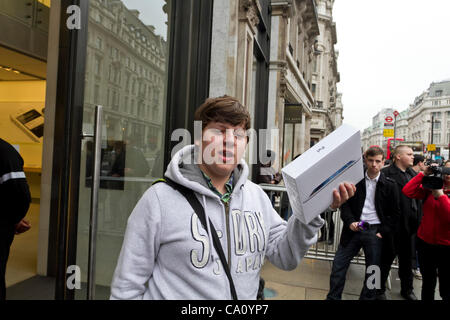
[202,195,215,264]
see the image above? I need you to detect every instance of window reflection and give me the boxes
[84,0,169,182]
[78,0,170,295]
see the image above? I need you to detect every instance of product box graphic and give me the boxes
[281,124,364,224]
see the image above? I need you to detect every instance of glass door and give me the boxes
[75,0,171,299]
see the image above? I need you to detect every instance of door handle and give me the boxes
[86,105,103,300]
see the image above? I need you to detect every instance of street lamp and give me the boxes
[427,114,435,158]
[393,110,399,147]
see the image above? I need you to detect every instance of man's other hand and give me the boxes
[350,222,359,232]
[330,182,356,210]
[15,219,31,234]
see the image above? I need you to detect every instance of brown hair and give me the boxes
[365,146,385,160]
[194,95,251,131]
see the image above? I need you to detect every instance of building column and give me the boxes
[267,1,290,168]
[209,0,239,97]
[304,114,311,152]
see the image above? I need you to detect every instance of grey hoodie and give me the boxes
[110,145,324,300]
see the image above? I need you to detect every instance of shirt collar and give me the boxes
[200,170,234,198]
[365,170,380,183]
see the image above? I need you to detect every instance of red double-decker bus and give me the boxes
[385,138,404,160]
[382,138,424,160]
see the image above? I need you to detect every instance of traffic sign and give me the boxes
[383,129,394,137]
[427,144,436,151]
[393,110,399,117]
[385,116,393,123]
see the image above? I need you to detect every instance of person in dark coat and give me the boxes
[257,150,282,207]
[257,150,281,185]
[326,146,400,300]
[0,138,31,300]
[377,145,422,300]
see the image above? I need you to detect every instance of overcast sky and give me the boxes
[333,0,450,131]
[123,0,167,39]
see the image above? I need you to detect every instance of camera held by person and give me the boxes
[422,161,450,190]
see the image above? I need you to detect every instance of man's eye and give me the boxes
[234,130,246,138]
[210,129,222,135]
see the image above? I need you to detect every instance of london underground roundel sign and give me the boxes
[385,116,393,123]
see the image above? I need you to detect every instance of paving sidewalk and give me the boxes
[260,258,435,300]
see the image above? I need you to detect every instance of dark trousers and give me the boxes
[411,234,419,270]
[0,229,14,300]
[327,227,382,300]
[416,237,450,301]
[378,231,414,295]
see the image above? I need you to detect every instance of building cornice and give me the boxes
[271,0,292,17]
[279,46,314,116]
[239,0,261,32]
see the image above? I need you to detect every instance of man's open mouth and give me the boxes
[220,150,235,163]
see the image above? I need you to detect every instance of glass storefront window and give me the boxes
[76,0,170,299]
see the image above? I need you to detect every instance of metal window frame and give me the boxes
[163,0,214,170]
[251,1,272,181]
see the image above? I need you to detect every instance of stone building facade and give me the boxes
[408,80,450,157]
[361,108,395,151]
[310,0,342,147]
[209,0,344,171]
[266,0,342,168]
[361,80,450,158]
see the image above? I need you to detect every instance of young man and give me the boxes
[326,147,400,300]
[110,96,355,299]
[412,154,426,174]
[0,138,31,300]
[378,145,422,300]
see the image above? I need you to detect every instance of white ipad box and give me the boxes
[281,124,364,224]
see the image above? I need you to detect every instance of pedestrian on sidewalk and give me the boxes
[326,146,400,300]
[377,145,422,300]
[319,208,336,246]
[257,150,282,207]
[110,95,356,300]
[410,154,426,280]
[402,160,450,301]
[0,138,32,300]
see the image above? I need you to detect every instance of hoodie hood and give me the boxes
[165,144,249,198]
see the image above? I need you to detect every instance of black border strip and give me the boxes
[163,0,213,169]
[49,0,88,300]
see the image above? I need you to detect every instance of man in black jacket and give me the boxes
[0,138,31,300]
[377,145,421,300]
[327,146,400,300]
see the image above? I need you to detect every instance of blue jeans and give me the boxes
[327,227,382,300]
